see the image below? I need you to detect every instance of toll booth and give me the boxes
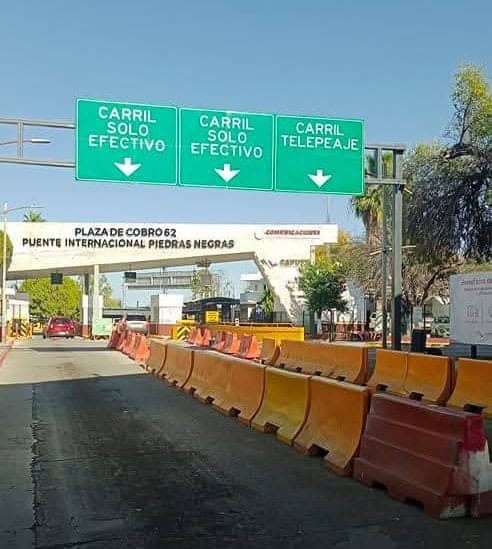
[182,297,240,325]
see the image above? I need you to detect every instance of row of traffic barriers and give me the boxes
[181,328,491,418]
[186,327,263,360]
[108,329,151,365]
[121,332,492,519]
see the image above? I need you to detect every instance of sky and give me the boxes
[0,0,490,304]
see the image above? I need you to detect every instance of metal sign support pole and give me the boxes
[391,183,403,350]
[381,185,388,349]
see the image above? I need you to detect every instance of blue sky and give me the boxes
[0,0,490,303]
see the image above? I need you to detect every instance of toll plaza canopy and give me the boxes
[7,222,337,323]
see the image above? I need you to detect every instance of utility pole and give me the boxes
[391,183,403,350]
[381,187,389,349]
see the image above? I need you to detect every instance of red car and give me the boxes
[43,317,76,339]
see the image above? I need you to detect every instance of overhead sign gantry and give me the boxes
[75,99,364,195]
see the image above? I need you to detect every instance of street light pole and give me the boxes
[1,203,7,344]
[0,138,51,147]
[1,203,43,343]
[391,184,404,350]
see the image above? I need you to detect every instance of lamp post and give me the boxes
[0,137,51,146]
[1,203,43,343]
[0,137,49,342]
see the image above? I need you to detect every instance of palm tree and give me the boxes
[23,211,45,222]
[351,186,383,248]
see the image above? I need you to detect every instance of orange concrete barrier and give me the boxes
[183,350,230,403]
[259,338,280,365]
[134,335,150,365]
[294,377,369,475]
[107,330,120,349]
[115,330,128,351]
[145,339,168,374]
[237,335,260,360]
[251,368,310,445]
[129,334,141,360]
[122,332,136,355]
[222,332,240,355]
[200,328,212,347]
[277,340,335,376]
[329,344,368,384]
[213,356,266,425]
[187,327,200,345]
[237,335,249,356]
[162,342,194,387]
[193,328,205,346]
[212,331,225,351]
[396,353,453,405]
[447,358,492,418]
[367,350,408,394]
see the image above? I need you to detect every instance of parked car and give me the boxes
[43,317,76,339]
[119,314,149,334]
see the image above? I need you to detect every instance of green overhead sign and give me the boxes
[76,99,177,185]
[76,99,364,195]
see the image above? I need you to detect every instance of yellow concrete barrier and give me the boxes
[213,356,266,425]
[145,339,168,374]
[259,338,280,365]
[183,350,231,403]
[205,324,304,343]
[162,342,194,387]
[396,353,452,405]
[278,340,336,376]
[277,341,367,384]
[329,344,368,385]
[251,367,310,445]
[294,377,370,476]
[447,358,492,417]
[367,349,408,394]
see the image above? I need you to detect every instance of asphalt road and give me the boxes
[1,337,491,548]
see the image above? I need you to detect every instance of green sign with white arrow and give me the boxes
[179,108,274,190]
[275,115,364,195]
[76,99,364,195]
[76,99,177,185]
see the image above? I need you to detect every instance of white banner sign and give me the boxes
[449,272,492,345]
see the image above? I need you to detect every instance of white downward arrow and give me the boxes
[214,163,240,183]
[308,169,332,187]
[114,157,141,177]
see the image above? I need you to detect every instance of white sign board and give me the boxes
[449,272,492,345]
[151,294,183,325]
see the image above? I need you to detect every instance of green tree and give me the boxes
[100,275,121,308]
[260,285,275,317]
[86,274,121,307]
[352,153,393,247]
[299,259,346,317]
[350,186,383,248]
[20,277,82,319]
[404,64,492,262]
[23,211,45,222]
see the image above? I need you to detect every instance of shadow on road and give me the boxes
[1,370,491,548]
